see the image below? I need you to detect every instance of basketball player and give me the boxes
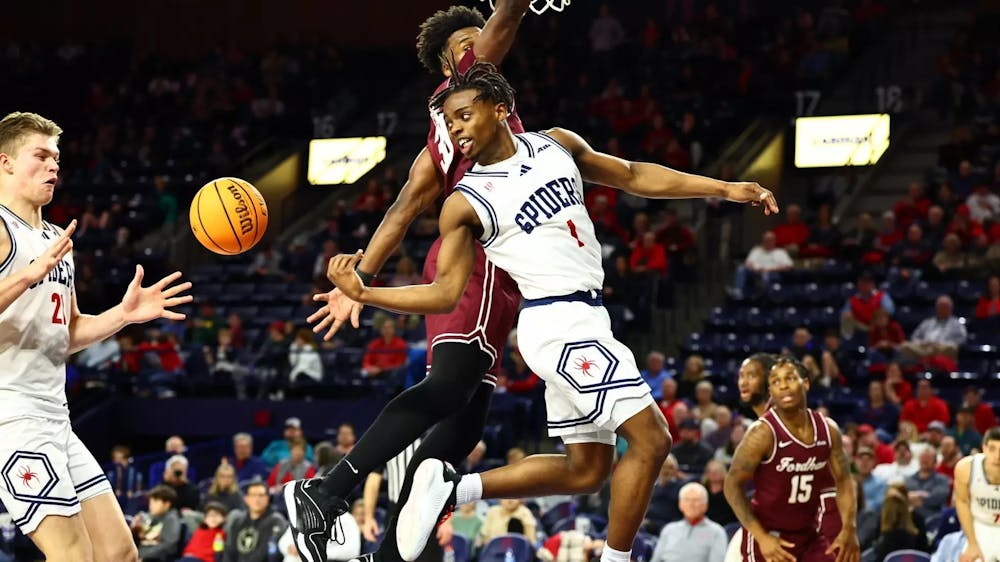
[723,357,859,562]
[953,426,1000,562]
[0,112,193,562]
[737,353,776,420]
[284,3,532,562]
[323,61,778,562]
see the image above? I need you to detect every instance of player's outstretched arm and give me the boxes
[953,457,985,562]
[68,265,193,354]
[309,148,441,340]
[475,0,533,66]
[0,220,76,316]
[723,420,796,562]
[326,193,479,315]
[825,420,861,562]
[545,128,779,214]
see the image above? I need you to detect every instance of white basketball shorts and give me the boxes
[517,301,654,446]
[974,520,1000,562]
[0,417,111,534]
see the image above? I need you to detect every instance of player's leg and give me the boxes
[28,515,95,562]
[66,429,137,562]
[605,404,672,552]
[376,380,495,562]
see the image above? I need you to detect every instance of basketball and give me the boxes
[189,177,269,255]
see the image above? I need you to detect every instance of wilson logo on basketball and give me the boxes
[226,184,254,236]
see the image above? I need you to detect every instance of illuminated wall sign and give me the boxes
[308,137,387,185]
[794,114,890,168]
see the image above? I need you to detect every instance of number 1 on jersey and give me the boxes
[566,220,585,247]
[51,293,67,325]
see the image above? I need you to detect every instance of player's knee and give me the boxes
[632,424,672,466]
[95,540,138,562]
[570,465,607,494]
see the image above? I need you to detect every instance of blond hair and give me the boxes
[208,463,238,496]
[0,112,62,156]
[879,494,917,535]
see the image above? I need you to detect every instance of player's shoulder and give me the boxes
[744,417,776,445]
[954,455,975,480]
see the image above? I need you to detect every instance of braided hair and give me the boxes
[429,61,516,113]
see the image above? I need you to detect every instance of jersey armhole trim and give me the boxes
[531,131,574,159]
[454,185,499,246]
[759,417,777,465]
[0,218,17,275]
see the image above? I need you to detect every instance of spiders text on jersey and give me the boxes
[514,176,583,235]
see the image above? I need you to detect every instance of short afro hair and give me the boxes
[416,6,486,74]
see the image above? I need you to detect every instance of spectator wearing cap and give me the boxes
[262,417,314,468]
[903,447,952,520]
[650,481,727,562]
[951,405,984,455]
[936,436,962,481]
[855,446,889,513]
[673,419,714,475]
[227,433,270,482]
[841,272,895,337]
[924,420,947,447]
[873,441,918,485]
[900,379,952,433]
[731,230,793,299]
[641,351,672,401]
[857,381,900,434]
[857,424,895,465]
[961,385,998,435]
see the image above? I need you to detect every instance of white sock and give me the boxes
[599,545,631,562]
[455,473,483,505]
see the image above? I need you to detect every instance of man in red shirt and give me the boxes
[772,203,809,252]
[857,424,895,465]
[900,379,951,432]
[935,435,961,481]
[362,319,409,378]
[962,385,999,435]
[841,272,895,337]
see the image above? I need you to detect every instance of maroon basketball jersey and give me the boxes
[752,408,832,533]
[426,48,525,195]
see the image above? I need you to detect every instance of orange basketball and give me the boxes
[190,177,268,255]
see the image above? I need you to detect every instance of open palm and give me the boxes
[121,265,193,324]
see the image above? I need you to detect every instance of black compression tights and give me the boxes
[319,342,492,499]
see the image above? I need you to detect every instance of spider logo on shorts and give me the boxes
[17,466,39,489]
[574,356,599,377]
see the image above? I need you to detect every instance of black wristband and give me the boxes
[356,267,376,286]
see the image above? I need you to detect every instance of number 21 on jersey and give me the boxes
[788,474,813,504]
[51,293,68,325]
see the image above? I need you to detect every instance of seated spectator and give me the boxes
[656,208,696,273]
[451,502,484,548]
[223,481,288,562]
[936,436,962,480]
[903,447,952,520]
[701,460,736,527]
[677,354,708,399]
[312,239,342,280]
[855,446,889,513]
[932,233,970,274]
[262,417,315,467]
[148,436,194,487]
[947,205,984,247]
[799,203,840,258]
[841,272,895,337]
[966,183,1000,223]
[922,205,948,247]
[461,441,487,473]
[873,441,919,484]
[161,455,201,512]
[784,326,821,367]
[646,455,685,527]
[975,275,1000,319]
[650,482,727,562]
[900,295,967,361]
[872,211,903,258]
[962,385,999,434]
[179,502,227,562]
[872,492,929,560]
[952,406,984,455]
[924,420,948,449]
[246,243,284,278]
[106,445,143,509]
[713,422,745,467]
[820,330,851,386]
[288,329,323,385]
[857,381,900,434]
[387,256,422,287]
[480,499,537,544]
[333,423,356,464]
[640,351,672,401]
[361,319,408,378]
[867,307,906,363]
[132,485,182,562]
[890,224,933,269]
[630,231,669,275]
[894,182,932,229]
[252,321,291,399]
[204,463,243,513]
[841,211,876,261]
[227,433,270,482]
[691,381,720,426]
[901,379,952,433]
[658,377,683,433]
[498,340,542,396]
[354,178,390,212]
[884,362,912,405]
[204,328,248,393]
[731,230,792,298]
[773,203,810,253]
[267,441,316,494]
[674,419,714,475]
[857,424,896,465]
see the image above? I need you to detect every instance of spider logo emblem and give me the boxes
[574,356,598,377]
[17,465,39,489]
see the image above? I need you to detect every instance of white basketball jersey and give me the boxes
[0,205,73,423]
[456,132,603,300]
[970,453,1000,526]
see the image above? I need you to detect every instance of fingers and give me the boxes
[312,313,334,334]
[162,311,186,321]
[154,271,184,290]
[328,318,344,340]
[162,281,193,299]
[313,292,330,302]
[164,296,194,308]
[350,302,362,329]
[307,307,327,325]
[128,264,144,290]
[764,191,780,215]
[60,219,77,239]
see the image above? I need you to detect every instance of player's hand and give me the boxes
[22,219,76,284]
[725,182,779,215]
[960,543,984,562]
[826,528,860,562]
[121,266,193,324]
[308,287,363,341]
[436,517,454,546]
[326,250,366,301]
[360,516,381,543]
[755,533,795,562]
